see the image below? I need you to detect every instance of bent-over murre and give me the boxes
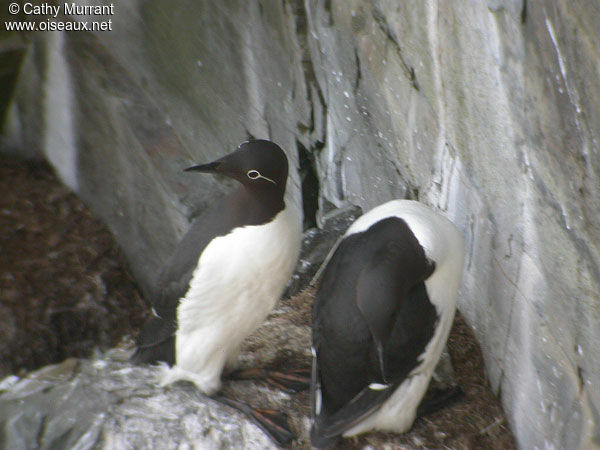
[310,200,465,447]
[133,139,302,404]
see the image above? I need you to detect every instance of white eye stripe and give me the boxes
[246,169,276,185]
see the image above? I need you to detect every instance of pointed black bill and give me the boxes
[183,161,221,173]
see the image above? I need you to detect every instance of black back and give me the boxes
[311,217,438,445]
[132,140,289,364]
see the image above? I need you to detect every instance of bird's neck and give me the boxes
[228,185,286,226]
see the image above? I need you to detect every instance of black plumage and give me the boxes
[311,217,439,446]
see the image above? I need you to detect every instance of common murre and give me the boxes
[310,200,465,447]
[133,139,302,444]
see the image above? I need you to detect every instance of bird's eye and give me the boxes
[246,169,276,185]
[247,170,261,179]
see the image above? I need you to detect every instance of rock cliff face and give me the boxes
[2,0,599,447]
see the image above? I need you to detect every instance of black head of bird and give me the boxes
[184,140,289,193]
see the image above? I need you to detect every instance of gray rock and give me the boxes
[284,203,362,297]
[2,0,599,448]
[0,353,278,450]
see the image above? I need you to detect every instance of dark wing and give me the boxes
[355,218,435,382]
[133,196,238,364]
[311,217,437,445]
[132,316,176,365]
[131,219,208,364]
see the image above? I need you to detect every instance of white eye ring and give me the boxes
[247,169,261,179]
[246,169,276,185]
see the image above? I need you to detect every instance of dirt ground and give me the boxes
[0,156,516,449]
[0,156,148,376]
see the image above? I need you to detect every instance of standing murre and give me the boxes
[310,200,465,448]
[132,140,302,442]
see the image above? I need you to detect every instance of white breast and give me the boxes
[160,205,302,394]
